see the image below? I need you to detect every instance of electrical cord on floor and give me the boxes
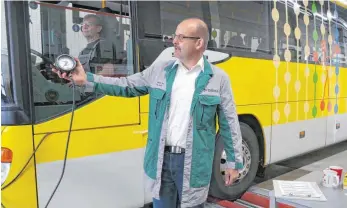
[44,78,75,208]
[1,77,76,208]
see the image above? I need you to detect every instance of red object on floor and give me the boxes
[216,200,246,208]
[208,190,296,208]
[207,196,246,208]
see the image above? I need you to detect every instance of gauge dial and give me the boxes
[56,55,76,72]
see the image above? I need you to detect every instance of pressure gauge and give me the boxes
[55,54,76,73]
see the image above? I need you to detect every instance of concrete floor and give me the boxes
[242,140,347,208]
[253,140,347,190]
[149,141,347,207]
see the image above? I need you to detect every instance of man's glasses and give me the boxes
[81,22,98,28]
[172,34,201,42]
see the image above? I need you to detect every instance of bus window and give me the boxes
[137,1,271,67]
[158,1,270,53]
[28,1,133,122]
[343,29,347,67]
[160,1,205,41]
[136,1,208,69]
[276,1,302,61]
[331,26,347,67]
[1,1,14,106]
[217,1,270,53]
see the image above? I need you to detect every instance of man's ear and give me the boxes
[196,39,204,50]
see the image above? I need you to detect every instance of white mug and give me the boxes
[322,169,339,188]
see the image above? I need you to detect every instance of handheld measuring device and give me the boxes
[54,54,77,73]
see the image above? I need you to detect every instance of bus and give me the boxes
[1,0,347,207]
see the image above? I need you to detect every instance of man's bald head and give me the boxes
[179,18,210,49]
[173,18,210,65]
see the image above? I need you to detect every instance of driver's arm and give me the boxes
[94,40,118,77]
[97,63,116,77]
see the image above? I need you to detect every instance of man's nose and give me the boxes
[172,37,178,45]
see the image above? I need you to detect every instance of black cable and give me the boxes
[1,133,52,190]
[44,78,75,208]
[1,79,76,193]
[1,76,76,208]
[1,53,77,207]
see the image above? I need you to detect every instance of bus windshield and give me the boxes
[1,1,14,107]
[1,0,133,124]
[27,1,133,122]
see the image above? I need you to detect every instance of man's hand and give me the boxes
[225,168,239,186]
[52,58,87,86]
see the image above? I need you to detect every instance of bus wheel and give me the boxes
[209,122,260,200]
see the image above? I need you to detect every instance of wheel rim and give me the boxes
[220,140,251,184]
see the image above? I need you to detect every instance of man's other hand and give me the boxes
[52,58,87,86]
[225,168,239,186]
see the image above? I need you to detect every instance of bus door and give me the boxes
[1,1,38,207]
[326,20,347,145]
[27,1,146,207]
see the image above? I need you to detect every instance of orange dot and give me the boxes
[336,45,341,54]
[320,100,325,111]
[313,52,319,62]
[321,40,326,53]
[327,101,332,112]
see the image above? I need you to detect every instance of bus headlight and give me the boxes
[1,163,11,185]
[1,147,13,185]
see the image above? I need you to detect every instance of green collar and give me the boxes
[166,56,213,75]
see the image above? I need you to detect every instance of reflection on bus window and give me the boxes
[160,1,204,40]
[216,1,270,53]
[27,1,133,122]
[1,1,14,106]
[78,14,117,74]
[158,1,270,53]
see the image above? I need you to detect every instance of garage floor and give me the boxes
[206,141,347,208]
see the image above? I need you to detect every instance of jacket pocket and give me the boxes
[143,138,157,179]
[191,148,214,188]
[149,88,166,120]
[196,95,221,129]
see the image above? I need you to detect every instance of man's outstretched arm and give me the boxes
[54,58,161,98]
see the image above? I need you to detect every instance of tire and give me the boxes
[209,122,260,200]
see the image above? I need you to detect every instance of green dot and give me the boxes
[313,72,318,83]
[312,2,317,13]
[313,30,318,41]
[312,106,317,117]
[212,30,217,38]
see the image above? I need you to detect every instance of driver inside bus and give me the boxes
[78,14,117,76]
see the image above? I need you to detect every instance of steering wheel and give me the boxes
[30,49,68,83]
[30,49,55,65]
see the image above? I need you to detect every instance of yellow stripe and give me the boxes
[331,0,347,9]
[34,96,140,134]
[34,114,148,164]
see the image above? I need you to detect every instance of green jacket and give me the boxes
[84,56,243,207]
